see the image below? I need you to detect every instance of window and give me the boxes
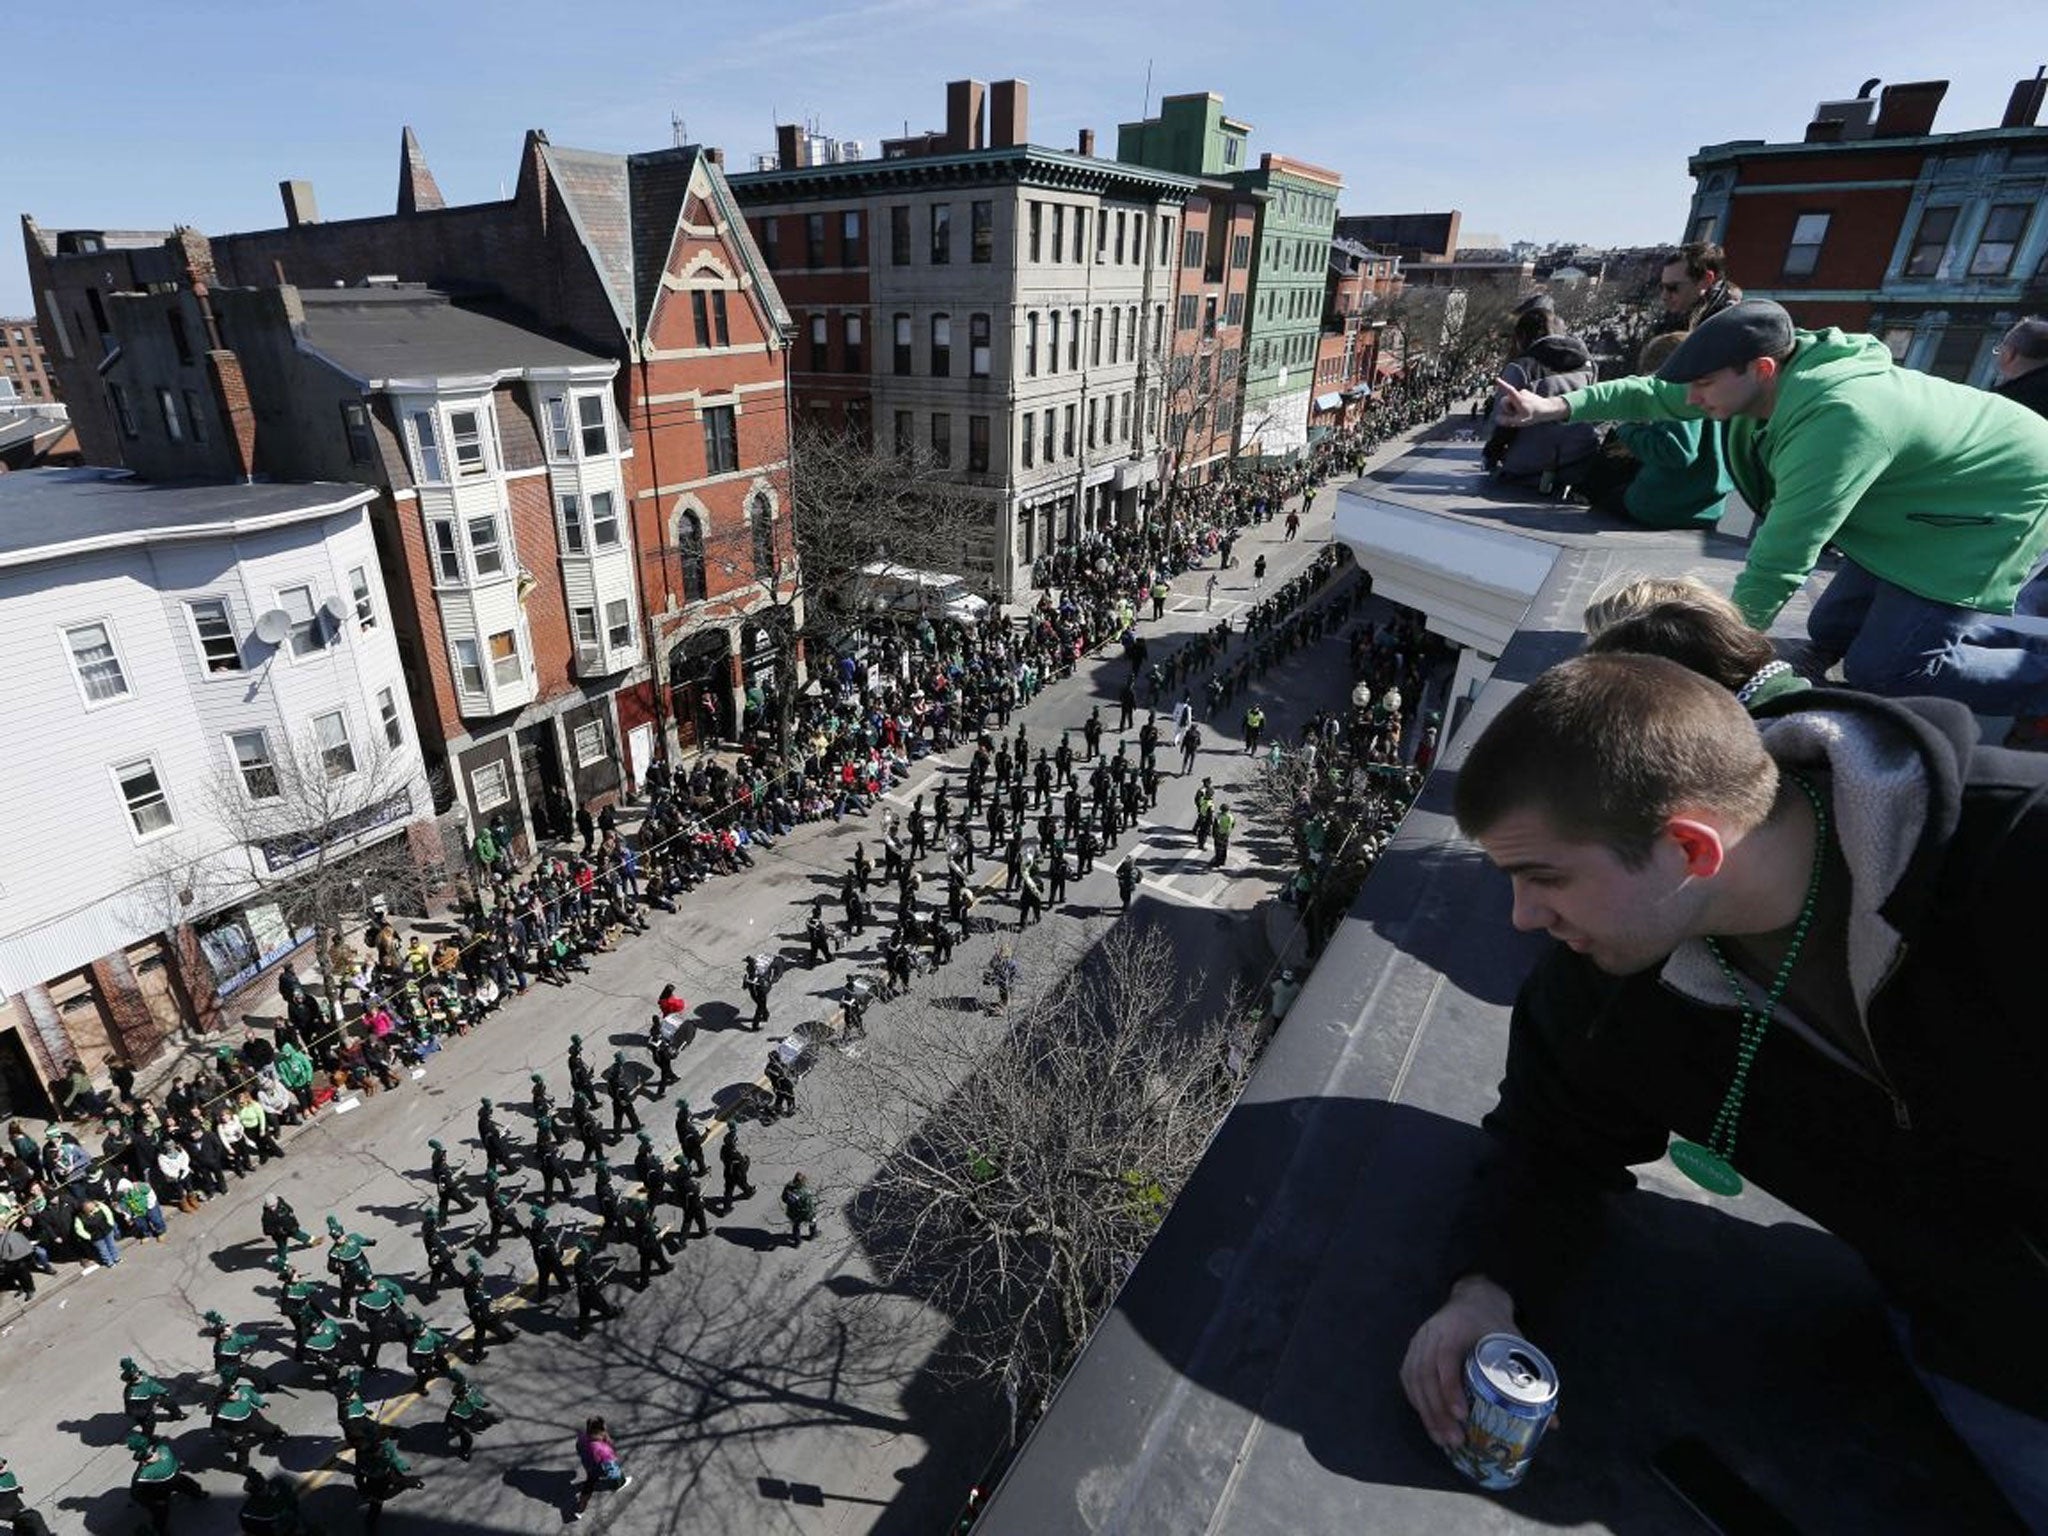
[1970,204,2031,276]
[1115,210,1127,264]
[573,606,599,651]
[806,212,826,267]
[751,495,776,577]
[1904,206,1957,278]
[487,631,521,687]
[340,399,375,462]
[1091,308,1103,366]
[969,414,989,474]
[1029,202,1043,262]
[844,314,864,372]
[577,394,610,456]
[1160,216,1174,265]
[1109,308,1120,361]
[349,566,376,629]
[1026,312,1039,376]
[1042,410,1056,463]
[449,408,487,475]
[1069,309,1081,370]
[559,494,587,555]
[411,410,444,481]
[894,410,914,461]
[1048,311,1061,374]
[970,313,991,378]
[1178,293,1199,332]
[1184,228,1205,268]
[971,200,993,263]
[472,758,512,811]
[1232,234,1251,269]
[230,730,278,800]
[1127,305,1139,360]
[279,585,325,657]
[890,205,911,264]
[314,710,357,778]
[1052,204,1065,262]
[1225,293,1244,328]
[931,313,951,376]
[605,599,633,650]
[1134,213,1146,264]
[1072,208,1086,263]
[931,412,952,468]
[115,758,174,836]
[759,216,780,268]
[431,520,462,583]
[453,638,485,694]
[1783,212,1830,277]
[67,621,130,702]
[377,687,404,749]
[692,291,712,347]
[810,313,830,371]
[574,719,608,767]
[587,491,619,549]
[1086,397,1098,449]
[1021,410,1036,468]
[677,512,707,602]
[1062,404,1075,457]
[1203,296,1218,338]
[930,204,952,263]
[701,405,738,475]
[467,515,506,577]
[109,382,138,438]
[1122,391,1133,442]
[841,209,862,259]
[189,599,243,673]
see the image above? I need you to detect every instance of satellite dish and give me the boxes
[252,608,293,645]
[319,595,350,627]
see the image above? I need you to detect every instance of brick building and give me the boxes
[1684,74,2048,380]
[731,80,1194,596]
[24,127,795,796]
[1309,238,1396,435]
[0,317,56,402]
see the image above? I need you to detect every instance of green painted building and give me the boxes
[1232,153,1343,461]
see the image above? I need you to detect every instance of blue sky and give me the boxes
[4,0,2035,316]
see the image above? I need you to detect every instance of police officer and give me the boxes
[460,1253,516,1361]
[673,1098,708,1177]
[527,1206,571,1302]
[604,1053,642,1138]
[418,1214,462,1298]
[718,1123,755,1213]
[429,1138,476,1222]
[443,1369,498,1462]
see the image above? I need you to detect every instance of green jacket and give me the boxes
[1564,329,2048,627]
[1613,418,1730,529]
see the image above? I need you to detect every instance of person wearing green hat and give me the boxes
[603,1053,642,1138]
[443,1368,499,1461]
[353,1275,410,1369]
[567,1037,595,1103]
[125,1430,207,1533]
[477,1099,516,1174]
[235,1468,304,1536]
[201,1312,277,1394]
[430,1138,476,1223]
[460,1253,516,1360]
[417,1214,462,1298]
[526,1205,570,1301]
[120,1358,187,1434]
[323,1216,377,1315]
[530,1074,556,1127]
[402,1312,453,1395]
[353,1432,424,1529]
[480,1165,524,1251]
[208,1365,286,1467]
[0,1452,55,1536]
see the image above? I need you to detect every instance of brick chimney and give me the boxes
[2002,67,2047,129]
[279,180,321,227]
[945,79,987,153]
[704,146,725,167]
[776,124,806,170]
[990,79,1030,148]
[1076,127,1095,157]
[1873,80,1947,137]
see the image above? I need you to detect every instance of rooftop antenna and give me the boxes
[1142,58,1153,119]
[671,112,687,147]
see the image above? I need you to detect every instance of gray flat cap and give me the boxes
[1657,300,1796,383]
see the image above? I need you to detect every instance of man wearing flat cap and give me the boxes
[1495,299,2048,739]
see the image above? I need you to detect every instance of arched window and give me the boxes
[678,511,707,603]
[750,494,776,579]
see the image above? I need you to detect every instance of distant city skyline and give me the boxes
[5,0,2037,315]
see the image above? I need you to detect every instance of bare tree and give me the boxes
[1151,339,1237,521]
[821,920,1252,1431]
[695,419,992,757]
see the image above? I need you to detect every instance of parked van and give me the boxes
[851,561,990,625]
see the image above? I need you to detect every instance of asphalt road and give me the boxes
[0,461,1406,1536]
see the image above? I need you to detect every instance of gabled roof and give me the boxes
[539,142,638,342]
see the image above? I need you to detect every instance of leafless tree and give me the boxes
[820,920,1254,1432]
[1151,337,1238,521]
[694,419,991,757]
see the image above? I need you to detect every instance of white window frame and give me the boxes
[410,409,445,482]
[377,686,404,749]
[448,406,489,478]
[604,598,633,650]
[471,759,512,813]
[64,619,131,706]
[186,597,244,675]
[313,709,356,779]
[228,729,280,802]
[573,719,607,767]
[453,637,485,695]
[558,493,587,556]
[543,394,575,461]
[467,514,507,578]
[487,629,522,687]
[430,519,464,584]
[589,491,621,550]
[112,756,176,840]
[348,566,376,630]
[277,584,325,658]
[572,607,600,649]
[577,393,611,457]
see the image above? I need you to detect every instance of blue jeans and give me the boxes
[1892,1312,2048,1531]
[91,1231,119,1267]
[1807,559,2048,715]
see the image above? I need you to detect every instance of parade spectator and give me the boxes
[1484,309,1601,488]
[1579,331,1730,528]
[1656,240,1742,333]
[1993,315,2048,421]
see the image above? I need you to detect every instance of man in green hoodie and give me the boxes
[1495,300,2048,731]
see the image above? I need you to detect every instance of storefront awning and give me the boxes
[1313,392,1344,412]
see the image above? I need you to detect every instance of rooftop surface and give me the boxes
[0,467,375,567]
[976,433,2023,1534]
[293,287,613,386]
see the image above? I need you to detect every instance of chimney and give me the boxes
[1873,79,1948,137]
[945,79,987,153]
[704,146,725,168]
[396,126,446,216]
[279,180,321,227]
[776,124,806,170]
[990,79,1030,148]
[1076,127,1095,158]
[2001,66,2047,129]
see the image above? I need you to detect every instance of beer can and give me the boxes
[1445,1333,1558,1490]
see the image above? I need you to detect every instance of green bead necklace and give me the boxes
[1667,774,1828,1198]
